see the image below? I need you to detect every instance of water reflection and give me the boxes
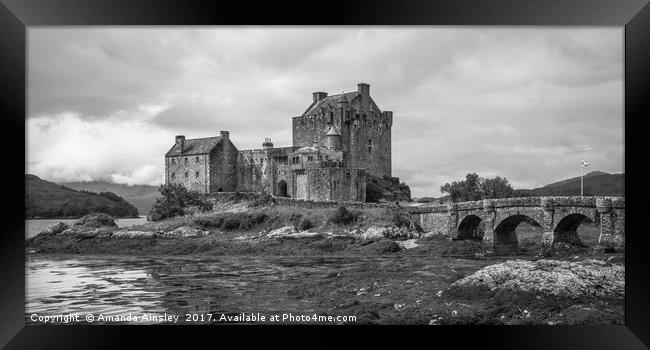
[26,254,378,324]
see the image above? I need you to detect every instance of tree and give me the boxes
[148,183,213,221]
[481,176,514,199]
[440,173,527,202]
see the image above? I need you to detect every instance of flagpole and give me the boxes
[580,164,583,197]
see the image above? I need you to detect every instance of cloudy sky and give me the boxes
[27,27,623,197]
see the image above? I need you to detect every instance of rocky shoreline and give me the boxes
[26,211,625,325]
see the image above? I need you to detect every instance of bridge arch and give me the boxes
[494,214,542,254]
[456,214,484,240]
[552,212,595,248]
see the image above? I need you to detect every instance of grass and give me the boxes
[125,199,419,237]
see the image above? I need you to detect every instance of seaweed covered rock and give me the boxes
[358,239,400,254]
[448,259,624,300]
[74,213,117,227]
[42,222,69,235]
[162,226,210,238]
[358,226,420,240]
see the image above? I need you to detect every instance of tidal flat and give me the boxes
[25,202,624,325]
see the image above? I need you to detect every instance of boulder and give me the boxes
[112,230,156,238]
[285,231,324,239]
[396,239,420,250]
[266,226,298,237]
[161,226,209,238]
[41,222,69,235]
[361,226,391,239]
[74,213,117,227]
[448,259,624,300]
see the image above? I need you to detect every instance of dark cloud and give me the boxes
[27,27,623,196]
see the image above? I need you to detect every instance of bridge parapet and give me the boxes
[406,196,625,255]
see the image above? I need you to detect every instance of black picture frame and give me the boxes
[2,0,649,348]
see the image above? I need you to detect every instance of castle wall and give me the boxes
[208,139,239,192]
[292,167,366,202]
[165,154,210,193]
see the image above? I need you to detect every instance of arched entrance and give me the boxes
[278,180,288,197]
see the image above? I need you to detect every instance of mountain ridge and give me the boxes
[59,180,161,215]
[26,174,140,219]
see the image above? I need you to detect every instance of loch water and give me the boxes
[25,254,388,324]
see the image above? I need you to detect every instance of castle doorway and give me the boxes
[278,180,289,197]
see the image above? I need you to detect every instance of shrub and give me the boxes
[148,183,213,221]
[239,212,268,229]
[249,193,276,207]
[298,216,316,230]
[192,216,224,229]
[329,206,358,226]
[366,182,384,203]
[392,210,412,228]
[222,218,242,230]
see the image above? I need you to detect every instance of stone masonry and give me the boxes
[405,196,625,255]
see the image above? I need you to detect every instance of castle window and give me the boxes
[368,146,372,153]
[171,173,176,180]
[195,157,200,164]
[171,158,176,165]
[184,172,188,179]
[329,111,333,124]
[195,171,199,179]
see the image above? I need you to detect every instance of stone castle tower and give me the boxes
[164,83,393,202]
[292,83,392,177]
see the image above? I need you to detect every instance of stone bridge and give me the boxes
[404,196,625,255]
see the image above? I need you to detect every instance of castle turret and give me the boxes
[326,125,341,150]
[262,137,274,149]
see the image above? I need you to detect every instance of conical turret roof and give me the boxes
[326,125,341,136]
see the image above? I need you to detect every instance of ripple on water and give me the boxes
[26,254,395,324]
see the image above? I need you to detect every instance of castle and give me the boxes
[164,83,393,202]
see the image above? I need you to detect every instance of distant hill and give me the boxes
[25,174,140,219]
[414,171,623,203]
[524,171,624,197]
[59,181,161,215]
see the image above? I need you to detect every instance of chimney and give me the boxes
[175,135,185,153]
[357,83,370,97]
[312,92,328,102]
[382,111,393,124]
[220,131,229,140]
